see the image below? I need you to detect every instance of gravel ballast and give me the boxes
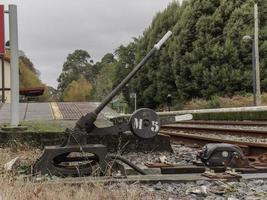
[0,144,267,199]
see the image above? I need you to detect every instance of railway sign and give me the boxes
[0,5,4,55]
[130,93,136,98]
[175,114,193,122]
[130,108,160,139]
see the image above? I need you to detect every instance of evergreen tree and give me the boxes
[112,0,267,109]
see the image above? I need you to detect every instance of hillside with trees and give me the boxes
[57,0,267,110]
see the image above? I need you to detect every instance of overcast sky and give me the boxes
[2,0,178,87]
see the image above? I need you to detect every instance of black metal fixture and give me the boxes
[33,31,172,177]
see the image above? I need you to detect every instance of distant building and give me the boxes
[0,55,11,103]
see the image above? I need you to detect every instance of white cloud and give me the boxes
[1,0,174,87]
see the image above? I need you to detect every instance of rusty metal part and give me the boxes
[161,124,267,137]
[176,120,267,126]
[202,169,242,179]
[248,153,267,167]
[145,163,174,168]
[159,165,267,174]
[160,129,267,156]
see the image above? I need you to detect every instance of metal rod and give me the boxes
[75,31,172,131]
[1,55,4,102]
[9,5,20,126]
[94,31,172,115]
[94,48,156,115]
[252,40,256,106]
[134,93,137,111]
[254,3,261,106]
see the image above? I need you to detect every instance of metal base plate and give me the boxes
[33,144,108,177]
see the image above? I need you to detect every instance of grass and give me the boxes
[0,145,158,200]
[0,118,112,133]
[193,110,267,121]
[0,179,148,200]
[179,93,267,120]
[21,120,75,132]
[0,144,41,170]
[0,120,75,133]
[183,93,267,110]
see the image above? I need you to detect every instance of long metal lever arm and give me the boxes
[94,30,172,115]
[75,31,172,131]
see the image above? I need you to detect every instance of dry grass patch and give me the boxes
[0,179,153,200]
[0,144,41,167]
[0,145,158,200]
[183,93,267,110]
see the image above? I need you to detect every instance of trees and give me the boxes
[111,0,267,109]
[62,75,93,102]
[57,49,120,102]
[19,58,43,88]
[93,57,117,101]
[57,50,95,93]
[56,0,267,109]
[19,55,51,102]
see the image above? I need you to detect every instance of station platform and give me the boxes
[0,102,119,122]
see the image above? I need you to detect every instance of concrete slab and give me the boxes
[0,102,119,122]
[75,102,119,119]
[0,103,27,122]
[55,102,119,120]
[24,103,53,121]
[57,102,82,120]
[160,106,267,115]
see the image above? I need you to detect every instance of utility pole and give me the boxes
[9,5,20,126]
[0,5,5,103]
[134,93,137,111]
[167,94,172,112]
[254,3,261,106]
[1,57,4,102]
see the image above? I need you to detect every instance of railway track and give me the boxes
[160,123,267,156]
[41,172,267,185]
[176,120,267,126]
[161,124,267,137]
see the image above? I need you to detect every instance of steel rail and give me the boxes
[161,124,267,137]
[175,120,267,126]
[160,129,267,156]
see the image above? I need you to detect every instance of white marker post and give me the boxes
[9,5,19,126]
